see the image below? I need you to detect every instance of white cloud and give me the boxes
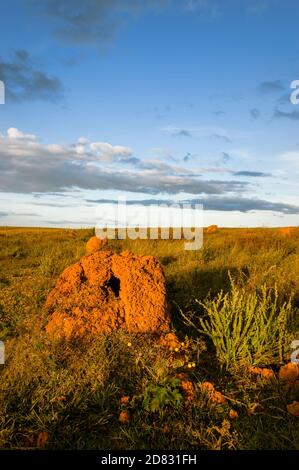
[75,144,87,155]
[0,127,249,195]
[0,127,297,220]
[7,127,36,140]
[47,144,65,154]
[1,128,131,164]
[89,141,132,162]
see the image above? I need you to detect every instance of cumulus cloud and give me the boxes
[89,141,132,162]
[0,50,64,102]
[74,137,132,163]
[0,127,249,195]
[7,127,36,140]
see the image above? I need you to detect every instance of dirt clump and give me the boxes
[45,250,170,339]
[279,363,299,384]
[205,225,218,234]
[175,372,194,402]
[201,381,227,404]
[159,332,181,350]
[37,431,49,448]
[229,409,238,419]
[287,401,299,417]
[278,227,297,238]
[120,396,130,406]
[86,236,108,254]
[248,366,275,380]
[119,410,130,424]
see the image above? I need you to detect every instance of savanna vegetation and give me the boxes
[0,226,298,450]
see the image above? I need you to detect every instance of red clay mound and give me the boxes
[205,225,218,234]
[86,236,108,254]
[45,250,170,339]
[278,227,297,238]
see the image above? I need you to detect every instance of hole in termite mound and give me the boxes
[105,275,120,297]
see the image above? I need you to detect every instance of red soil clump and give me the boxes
[119,410,130,424]
[205,225,218,234]
[287,401,299,417]
[229,409,238,419]
[159,332,181,350]
[175,372,194,402]
[86,236,108,254]
[248,366,275,380]
[279,363,299,384]
[37,431,49,448]
[201,381,227,404]
[120,396,130,406]
[278,227,297,238]
[45,250,170,339]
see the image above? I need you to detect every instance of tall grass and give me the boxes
[182,278,294,370]
[38,244,84,277]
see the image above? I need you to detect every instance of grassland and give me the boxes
[0,226,298,450]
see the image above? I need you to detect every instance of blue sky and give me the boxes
[0,0,298,227]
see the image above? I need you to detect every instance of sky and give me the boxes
[0,0,298,228]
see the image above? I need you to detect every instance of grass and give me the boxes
[0,226,298,450]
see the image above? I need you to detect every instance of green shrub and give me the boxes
[182,278,294,370]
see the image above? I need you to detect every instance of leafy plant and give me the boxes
[181,277,294,370]
[141,377,183,414]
